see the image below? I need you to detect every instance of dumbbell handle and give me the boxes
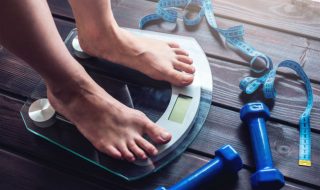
[247,117,274,170]
[156,156,224,190]
[241,103,285,189]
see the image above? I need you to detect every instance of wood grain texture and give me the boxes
[149,0,320,40]
[0,149,108,190]
[48,0,320,82]
[190,106,320,186]
[15,54,320,185]
[1,17,319,132]
[52,15,320,130]
[209,57,320,131]
[213,0,320,40]
[0,95,314,190]
[0,0,318,189]
[0,18,74,99]
[0,48,40,98]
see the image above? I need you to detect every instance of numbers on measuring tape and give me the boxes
[139,0,314,166]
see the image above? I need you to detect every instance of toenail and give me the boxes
[152,148,158,155]
[161,132,171,141]
[183,74,193,80]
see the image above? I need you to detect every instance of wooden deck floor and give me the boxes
[0,0,319,189]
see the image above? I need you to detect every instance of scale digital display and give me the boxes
[168,94,192,123]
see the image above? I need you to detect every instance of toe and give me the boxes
[144,121,172,144]
[136,137,158,156]
[168,42,180,48]
[173,61,195,74]
[168,70,194,86]
[118,144,135,162]
[104,145,122,159]
[128,140,147,159]
[176,55,193,65]
[174,48,189,56]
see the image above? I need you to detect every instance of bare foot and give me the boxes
[47,68,171,162]
[77,27,195,86]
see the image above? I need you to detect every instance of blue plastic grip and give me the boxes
[156,145,243,190]
[248,117,273,170]
[240,102,285,190]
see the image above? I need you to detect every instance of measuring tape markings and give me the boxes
[139,0,314,166]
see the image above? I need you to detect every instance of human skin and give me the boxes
[0,0,194,162]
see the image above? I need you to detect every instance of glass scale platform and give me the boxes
[20,28,213,181]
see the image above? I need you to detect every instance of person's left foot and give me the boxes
[47,68,172,162]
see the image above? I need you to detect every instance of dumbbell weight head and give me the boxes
[215,145,243,173]
[251,168,285,190]
[240,102,270,123]
[155,145,242,190]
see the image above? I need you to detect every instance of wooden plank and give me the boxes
[0,48,40,98]
[1,17,319,131]
[209,57,320,131]
[149,0,320,40]
[11,53,319,184]
[1,16,319,133]
[0,149,109,190]
[1,55,318,186]
[48,0,320,82]
[190,105,320,187]
[0,95,313,190]
[1,1,318,189]
[80,53,320,131]
[213,0,320,40]
[0,18,74,99]
[150,0,320,55]
[47,0,320,130]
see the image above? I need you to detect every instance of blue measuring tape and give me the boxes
[139,0,313,166]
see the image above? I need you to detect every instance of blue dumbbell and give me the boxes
[156,145,243,190]
[240,102,285,190]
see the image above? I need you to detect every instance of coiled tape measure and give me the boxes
[139,0,313,166]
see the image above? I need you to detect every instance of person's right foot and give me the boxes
[78,26,195,86]
[47,69,172,162]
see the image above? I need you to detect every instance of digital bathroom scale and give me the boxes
[20,28,213,181]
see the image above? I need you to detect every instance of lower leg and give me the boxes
[69,0,195,86]
[0,0,171,162]
[0,0,84,89]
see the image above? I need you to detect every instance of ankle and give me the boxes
[78,19,120,44]
[78,24,125,61]
[46,68,93,104]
